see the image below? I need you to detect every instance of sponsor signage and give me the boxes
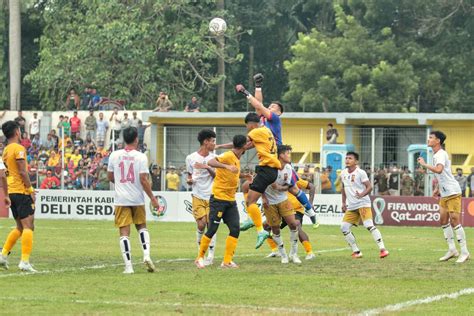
[2,190,473,227]
[370,196,441,226]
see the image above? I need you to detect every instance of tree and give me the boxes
[25,0,240,110]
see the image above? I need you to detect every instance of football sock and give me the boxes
[454,224,468,254]
[343,231,360,253]
[198,235,211,259]
[20,229,33,262]
[272,234,287,257]
[295,190,312,211]
[247,203,263,232]
[138,228,150,258]
[196,229,204,248]
[290,229,299,255]
[2,228,21,256]
[209,234,217,256]
[223,236,238,264]
[302,240,313,254]
[442,224,456,251]
[310,216,317,224]
[368,226,385,250]
[267,238,278,252]
[119,236,132,267]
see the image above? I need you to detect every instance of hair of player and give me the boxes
[328,123,333,127]
[277,144,292,156]
[1,120,19,139]
[122,126,138,145]
[233,134,247,149]
[244,112,260,124]
[272,101,284,114]
[430,130,446,145]
[197,129,216,145]
[346,151,359,160]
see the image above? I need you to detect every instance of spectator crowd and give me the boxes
[0,109,152,191]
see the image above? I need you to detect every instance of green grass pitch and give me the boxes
[0,219,473,315]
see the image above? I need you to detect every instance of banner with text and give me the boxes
[2,190,472,227]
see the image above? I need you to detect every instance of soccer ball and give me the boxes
[209,17,227,35]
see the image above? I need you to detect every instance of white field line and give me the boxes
[0,247,348,278]
[359,287,474,315]
[0,295,347,314]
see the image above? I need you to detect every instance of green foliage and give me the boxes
[284,1,473,112]
[25,0,239,110]
[1,0,472,112]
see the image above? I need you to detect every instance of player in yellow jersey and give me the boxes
[241,112,282,249]
[266,178,317,260]
[0,121,37,272]
[195,135,247,269]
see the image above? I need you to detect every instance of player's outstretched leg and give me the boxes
[247,202,270,248]
[363,220,389,258]
[341,222,362,258]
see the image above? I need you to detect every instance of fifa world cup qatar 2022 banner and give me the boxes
[370,196,474,227]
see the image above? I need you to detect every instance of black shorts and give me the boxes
[280,212,303,229]
[250,166,279,194]
[9,193,35,220]
[209,196,240,227]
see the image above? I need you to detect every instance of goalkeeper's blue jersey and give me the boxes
[260,112,282,146]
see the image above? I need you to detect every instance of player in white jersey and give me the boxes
[262,145,301,264]
[418,131,470,263]
[340,152,389,259]
[107,127,160,274]
[185,129,217,265]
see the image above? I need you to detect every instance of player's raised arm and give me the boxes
[236,84,272,119]
[253,73,264,103]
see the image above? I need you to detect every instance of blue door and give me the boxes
[326,153,342,191]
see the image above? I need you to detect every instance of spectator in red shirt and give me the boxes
[20,132,31,149]
[40,170,61,189]
[70,111,82,140]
